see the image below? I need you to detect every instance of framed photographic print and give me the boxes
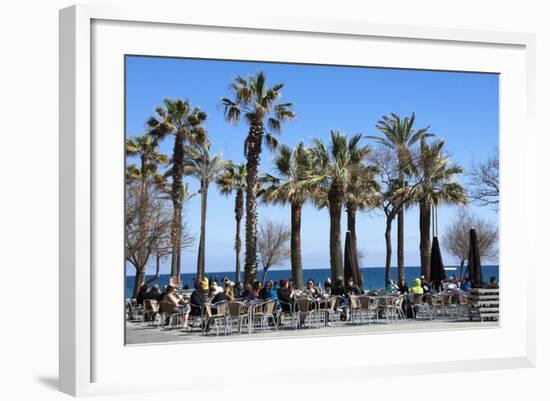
[59,3,536,396]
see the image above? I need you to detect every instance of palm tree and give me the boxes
[147,99,207,277]
[184,141,229,280]
[125,134,169,297]
[221,71,295,283]
[345,164,379,279]
[366,112,432,281]
[308,130,371,282]
[413,139,467,279]
[216,163,247,283]
[262,142,313,289]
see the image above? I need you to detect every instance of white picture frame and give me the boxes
[59,3,536,397]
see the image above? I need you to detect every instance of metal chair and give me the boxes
[202,301,228,336]
[226,301,248,334]
[296,297,317,329]
[358,295,379,324]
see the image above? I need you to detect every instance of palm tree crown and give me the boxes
[221,71,295,283]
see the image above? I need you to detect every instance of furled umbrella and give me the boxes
[429,236,446,291]
[344,231,362,288]
[467,228,483,288]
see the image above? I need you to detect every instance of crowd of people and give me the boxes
[132,273,499,329]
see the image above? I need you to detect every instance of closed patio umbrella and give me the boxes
[429,236,446,291]
[467,228,483,288]
[344,231,362,288]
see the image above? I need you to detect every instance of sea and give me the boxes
[126,265,499,299]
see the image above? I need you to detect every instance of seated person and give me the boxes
[331,277,346,297]
[386,279,399,293]
[145,284,162,302]
[223,284,234,301]
[241,282,253,300]
[397,278,409,294]
[345,278,361,296]
[421,275,432,293]
[303,279,320,299]
[277,279,294,312]
[461,277,472,290]
[252,280,262,299]
[136,284,149,305]
[444,279,458,291]
[221,276,235,287]
[233,281,244,299]
[259,280,278,301]
[410,278,424,295]
[190,280,207,317]
[486,276,499,289]
[323,278,332,296]
[210,285,233,315]
[208,281,223,299]
[162,285,190,328]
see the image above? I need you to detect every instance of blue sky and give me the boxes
[125,56,499,275]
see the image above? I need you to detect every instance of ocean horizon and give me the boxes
[126,265,499,299]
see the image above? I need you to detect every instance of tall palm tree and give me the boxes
[413,139,467,279]
[308,130,371,282]
[345,164,379,281]
[221,71,295,283]
[125,134,168,297]
[184,141,229,280]
[366,112,432,281]
[216,163,247,283]
[147,99,207,277]
[262,142,313,289]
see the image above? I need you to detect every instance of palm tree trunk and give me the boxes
[397,168,405,282]
[132,267,146,299]
[329,197,344,283]
[290,200,304,289]
[135,156,149,295]
[419,199,431,280]
[196,181,208,280]
[234,189,243,283]
[397,209,405,281]
[346,203,360,287]
[384,216,393,284]
[170,133,185,277]
[244,121,263,284]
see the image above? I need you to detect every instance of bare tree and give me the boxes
[126,181,195,294]
[441,207,499,278]
[126,181,170,296]
[257,220,291,284]
[368,147,423,283]
[468,147,499,209]
[147,217,194,285]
